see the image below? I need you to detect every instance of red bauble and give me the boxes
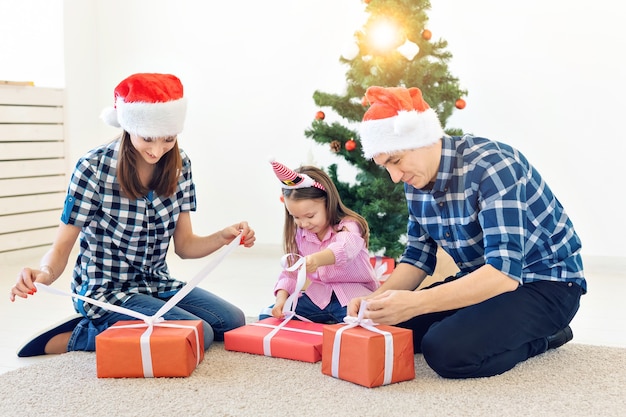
[455,98,466,110]
[361,96,369,107]
[345,139,357,151]
[422,29,432,41]
[315,110,325,120]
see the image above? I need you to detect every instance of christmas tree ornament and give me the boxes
[345,139,357,151]
[315,110,325,120]
[330,140,341,153]
[397,40,419,60]
[455,98,466,109]
[362,96,369,107]
[422,29,432,41]
[342,42,360,61]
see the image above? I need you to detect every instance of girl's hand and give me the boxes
[304,249,335,273]
[305,254,319,273]
[271,290,289,319]
[271,301,286,319]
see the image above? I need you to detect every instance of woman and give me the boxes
[10,73,255,356]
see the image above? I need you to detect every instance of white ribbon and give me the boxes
[372,256,389,281]
[35,232,243,377]
[254,253,313,356]
[330,299,394,386]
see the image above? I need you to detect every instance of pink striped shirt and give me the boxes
[273,219,380,309]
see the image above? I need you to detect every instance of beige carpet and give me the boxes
[0,343,624,417]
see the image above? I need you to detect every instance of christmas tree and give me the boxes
[305,0,466,260]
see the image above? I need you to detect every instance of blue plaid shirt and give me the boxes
[61,139,196,318]
[401,135,586,292]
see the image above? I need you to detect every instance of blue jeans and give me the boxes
[259,292,347,324]
[68,287,245,352]
[399,276,584,379]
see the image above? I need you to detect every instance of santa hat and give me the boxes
[100,73,187,137]
[269,159,326,191]
[359,86,445,159]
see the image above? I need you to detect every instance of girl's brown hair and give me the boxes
[116,131,182,199]
[282,165,370,256]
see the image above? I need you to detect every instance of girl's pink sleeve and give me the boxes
[273,268,297,296]
[325,220,367,267]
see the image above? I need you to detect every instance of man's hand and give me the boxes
[362,290,419,325]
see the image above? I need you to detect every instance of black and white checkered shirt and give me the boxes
[61,139,196,318]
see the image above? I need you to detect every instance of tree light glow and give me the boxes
[366,18,403,54]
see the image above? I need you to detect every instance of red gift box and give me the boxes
[224,317,324,363]
[369,256,395,282]
[322,322,415,388]
[95,320,204,378]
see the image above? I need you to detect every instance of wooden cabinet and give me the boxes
[0,85,66,253]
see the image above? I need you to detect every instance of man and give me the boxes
[348,86,586,379]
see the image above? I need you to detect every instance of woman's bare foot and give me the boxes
[44,331,72,354]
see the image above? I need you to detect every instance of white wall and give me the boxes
[1,0,623,259]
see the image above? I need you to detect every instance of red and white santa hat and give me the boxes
[269,159,325,191]
[359,86,445,159]
[100,73,187,137]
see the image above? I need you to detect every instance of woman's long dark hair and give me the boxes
[282,165,370,256]
[116,131,182,199]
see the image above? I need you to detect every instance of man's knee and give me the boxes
[421,327,478,379]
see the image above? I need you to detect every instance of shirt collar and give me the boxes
[413,135,456,195]
[300,222,338,243]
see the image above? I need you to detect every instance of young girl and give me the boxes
[10,73,255,356]
[260,160,379,323]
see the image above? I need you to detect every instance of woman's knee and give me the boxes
[202,322,215,350]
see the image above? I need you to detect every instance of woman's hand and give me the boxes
[222,221,256,248]
[9,267,53,302]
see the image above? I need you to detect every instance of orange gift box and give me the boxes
[224,317,324,363]
[322,323,415,388]
[95,320,204,378]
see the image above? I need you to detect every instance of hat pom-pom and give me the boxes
[394,110,420,135]
[100,106,121,128]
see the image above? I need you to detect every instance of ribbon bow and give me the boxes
[35,232,243,377]
[331,299,395,385]
[251,253,321,356]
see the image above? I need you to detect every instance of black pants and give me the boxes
[396,277,583,378]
